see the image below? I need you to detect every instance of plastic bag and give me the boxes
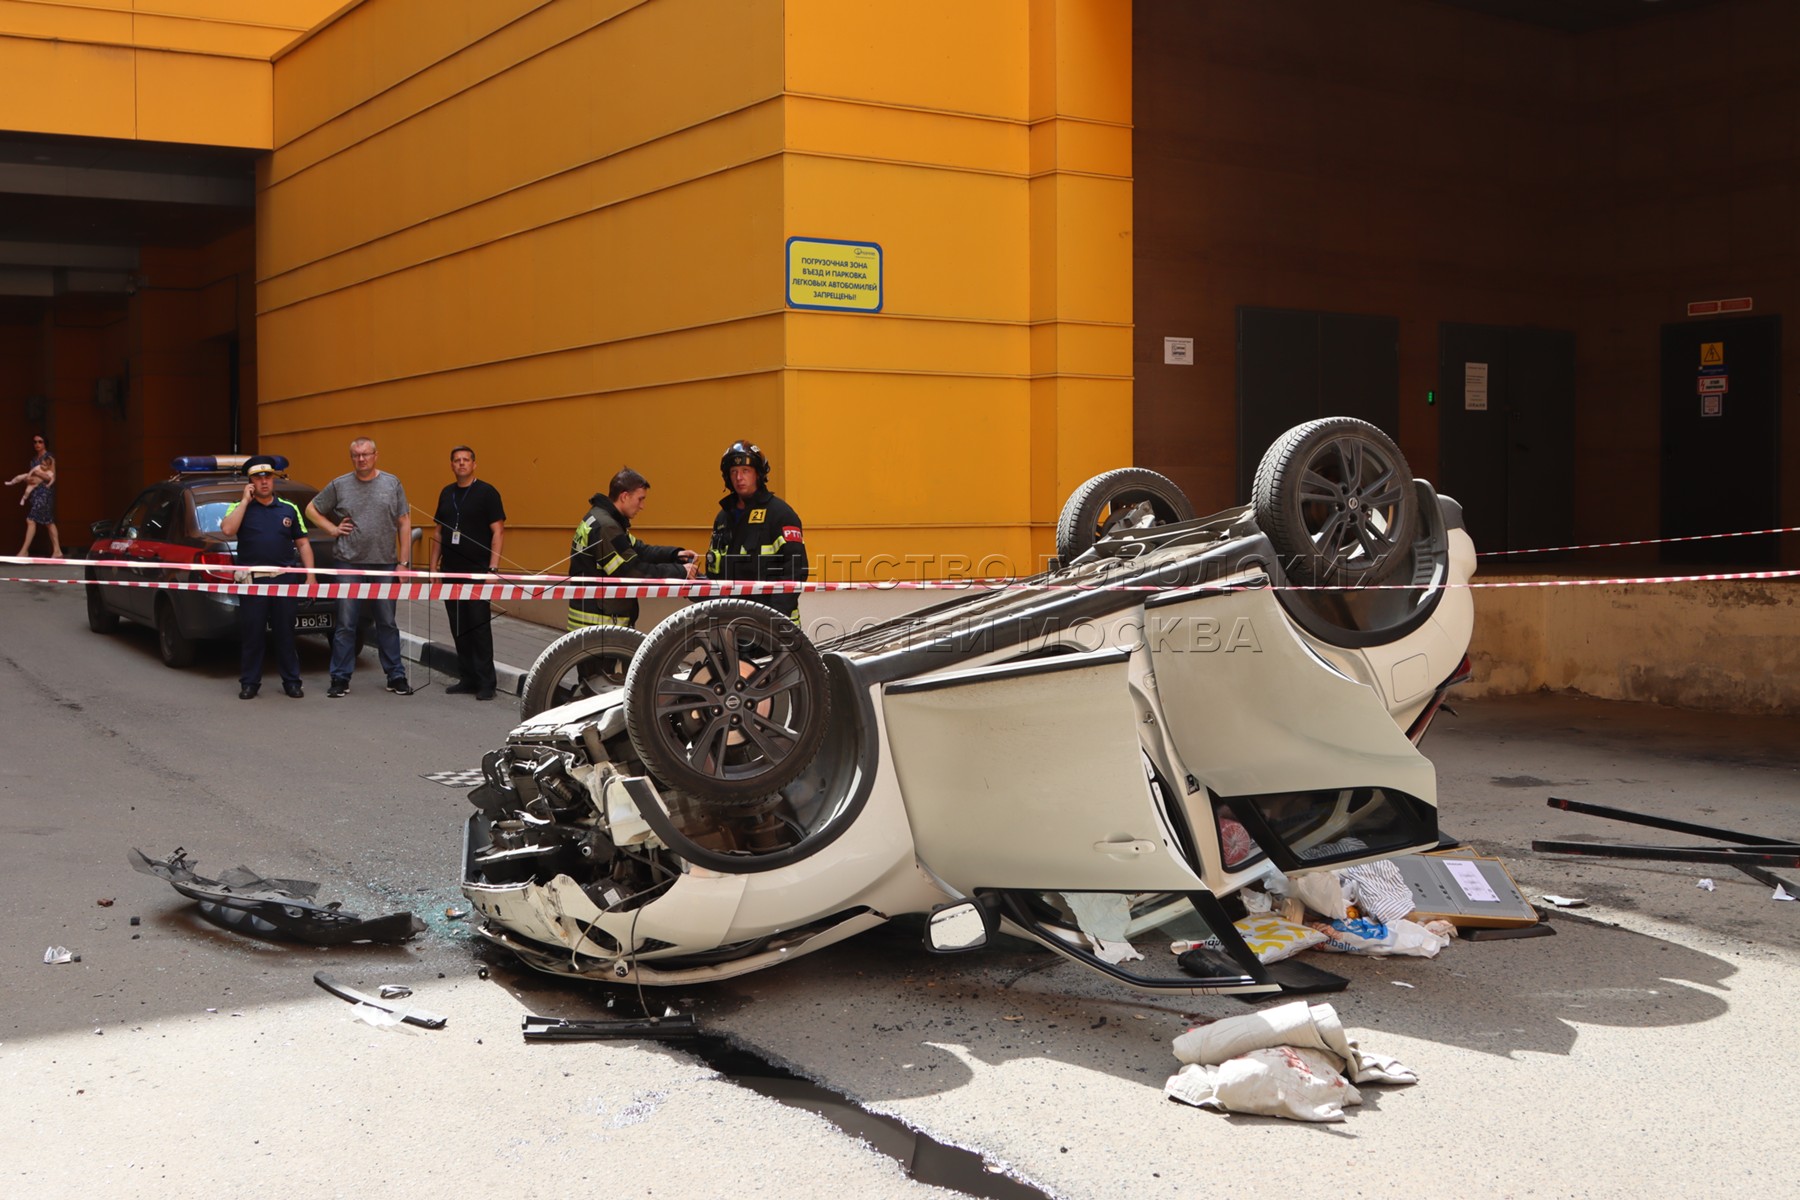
[1290,870,1350,920]
[1310,916,1450,957]
[1232,913,1327,963]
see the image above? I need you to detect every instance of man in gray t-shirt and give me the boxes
[306,437,414,697]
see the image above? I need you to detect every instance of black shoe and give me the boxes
[385,676,414,696]
[327,677,349,698]
[444,681,478,695]
[238,684,259,700]
[283,681,305,699]
[476,688,496,701]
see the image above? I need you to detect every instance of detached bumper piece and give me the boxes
[521,1013,700,1042]
[129,847,426,945]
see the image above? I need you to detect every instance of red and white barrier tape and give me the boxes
[1,559,1795,599]
[1478,523,1800,557]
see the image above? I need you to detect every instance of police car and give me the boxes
[83,455,340,667]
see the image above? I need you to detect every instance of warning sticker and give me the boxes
[1700,342,1724,366]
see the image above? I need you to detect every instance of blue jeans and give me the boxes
[329,562,403,682]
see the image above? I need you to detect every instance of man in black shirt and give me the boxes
[428,445,507,699]
[220,455,316,699]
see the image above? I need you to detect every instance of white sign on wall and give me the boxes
[1163,337,1194,365]
[1464,362,1489,411]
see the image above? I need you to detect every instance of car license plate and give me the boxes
[296,614,334,631]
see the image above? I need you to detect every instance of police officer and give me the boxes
[706,440,807,621]
[219,455,316,699]
[568,467,696,631]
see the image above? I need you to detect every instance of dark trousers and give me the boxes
[240,573,301,687]
[444,597,496,690]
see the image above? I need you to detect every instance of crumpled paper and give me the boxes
[1165,1000,1417,1122]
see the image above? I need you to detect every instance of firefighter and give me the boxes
[706,440,807,621]
[567,467,696,631]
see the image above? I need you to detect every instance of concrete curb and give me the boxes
[398,631,529,697]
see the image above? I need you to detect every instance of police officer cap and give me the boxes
[720,439,769,487]
[245,455,280,477]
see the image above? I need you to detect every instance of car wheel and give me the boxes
[1055,468,1196,564]
[1252,417,1417,586]
[155,596,198,668]
[519,626,647,719]
[85,572,120,634]
[624,599,830,809]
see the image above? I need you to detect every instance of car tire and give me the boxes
[155,596,198,668]
[1252,417,1417,586]
[519,626,647,720]
[624,598,830,809]
[85,571,120,634]
[1055,468,1196,564]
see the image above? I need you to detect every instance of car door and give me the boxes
[92,489,159,623]
[880,645,1206,893]
[127,491,184,620]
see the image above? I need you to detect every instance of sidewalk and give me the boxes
[393,599,561,696]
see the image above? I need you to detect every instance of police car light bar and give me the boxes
[170,455,290,473]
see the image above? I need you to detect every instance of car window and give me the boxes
[193,484,319,535]
[140,494,180,541]
[115,490,159,539]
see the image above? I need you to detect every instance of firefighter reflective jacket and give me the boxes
[705,487,807,620]
[568,494,688,630]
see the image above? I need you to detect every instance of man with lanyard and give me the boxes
[567,467,695,631]
[428,444,507,699]
[705,440,807,621]
[220,455,315,699]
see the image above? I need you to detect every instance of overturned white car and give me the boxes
[461,419,1475,996]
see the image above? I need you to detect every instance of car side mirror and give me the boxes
[924,900,993,954]
[90,519,116,538]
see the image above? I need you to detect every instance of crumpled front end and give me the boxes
[460,680,933,985]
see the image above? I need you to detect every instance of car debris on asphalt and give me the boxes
[1534,796,1800,898]
[313,972,446,1029]
[520,1012,699,1042]
[42,945,77,964]
[130,847,425,945]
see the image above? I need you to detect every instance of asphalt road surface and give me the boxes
[3,570,1796,1199]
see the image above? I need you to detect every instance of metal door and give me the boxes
[1659,316,1780,565]
[1236,308,1400,501]
[1437,324,1575,555]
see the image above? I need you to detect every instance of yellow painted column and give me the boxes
[781,0,1132,580]
[1026,0,1134,568]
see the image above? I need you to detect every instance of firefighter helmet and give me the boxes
[719,440,770,488]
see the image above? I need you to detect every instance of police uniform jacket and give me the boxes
[569,494,688,629]
[706,486,807,620]
[229,495,308,569]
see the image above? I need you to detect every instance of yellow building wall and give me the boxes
[257,0,1133,583]
[0,1,341,147]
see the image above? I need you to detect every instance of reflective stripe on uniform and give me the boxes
[568,609,632,631]
[601,552,625,573]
